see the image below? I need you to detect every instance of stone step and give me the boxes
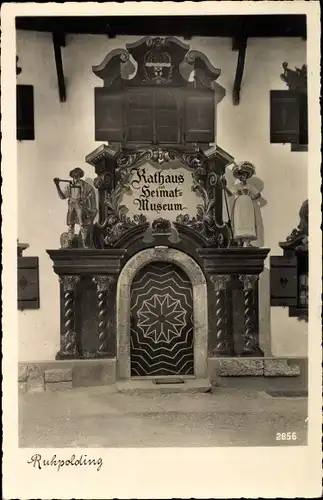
[116,378,212,394]
[44,367,73,383]
[44,368,73,391]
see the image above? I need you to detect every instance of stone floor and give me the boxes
[19,386,308,448]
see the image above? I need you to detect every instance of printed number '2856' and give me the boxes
[276,432,297,441]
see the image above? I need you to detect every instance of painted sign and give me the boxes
[122,161,199,223]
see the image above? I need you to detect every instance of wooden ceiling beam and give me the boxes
[16,15,307,38]
[52,32,66,103]
[232,37,247,106]
[232,18,247,106]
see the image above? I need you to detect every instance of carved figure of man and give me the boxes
[53,167,97,248]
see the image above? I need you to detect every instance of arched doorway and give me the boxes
[116,247,208,380]
[130,262,194,376]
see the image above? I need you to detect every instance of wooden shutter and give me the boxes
[17,85,35,141]
[184,90,214,144]
[155,89,181,144]
[18,257,40,310]
[270,90,300,144]
[126,88,154,143]
[94,88,124,142]
[299,93,308,145]
[270,256,298,307]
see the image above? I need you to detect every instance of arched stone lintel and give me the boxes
[116,247,208,380]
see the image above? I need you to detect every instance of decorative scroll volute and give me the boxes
[92,36,225,92]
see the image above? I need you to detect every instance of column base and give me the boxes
[94,351,111,358]
[214,348,236,357]
[237,346,264,357]
[77,351,111,359]
[55,351,80,360]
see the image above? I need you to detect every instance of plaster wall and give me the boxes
[17,32,308,361]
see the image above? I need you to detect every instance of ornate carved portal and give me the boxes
[117,248,208,380]
[47,37,270,372]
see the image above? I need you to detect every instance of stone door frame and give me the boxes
[116,247,208,380]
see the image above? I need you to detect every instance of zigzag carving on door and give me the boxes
[130,262,194,376]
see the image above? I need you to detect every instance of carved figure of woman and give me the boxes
[220,162,261,247]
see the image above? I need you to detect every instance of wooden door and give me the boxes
[130,262,194,376]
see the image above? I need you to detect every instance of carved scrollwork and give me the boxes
[92,48,134,86]
[193,165,207,181]
[146,149,177,164]
[94,172,114,190]
[96,170,147,247]
[280,62,307,93]
[116,148,205,169]
[116,150,148,169]
[207,171,218,187]
[151,218,172,234]
[177,152,204,169]
[285,199,308,250]
[176,179,229,247]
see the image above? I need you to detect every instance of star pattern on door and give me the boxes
[137,293,186,343]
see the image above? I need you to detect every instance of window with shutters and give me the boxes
[270,251,308,320]
[184,91,215,144]
[18,256,40,310]
[155,89,182,144]
[270,256,298,307]
[17,85,35,141]
[126,89,154,143]
[298,93,308,145]
[94,85,215,145]
[94,88,124,142]
[270,90,300,144]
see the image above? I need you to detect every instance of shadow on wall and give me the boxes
[85,176,99,224]
[259,266,272,357]
[250,176,266,248]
